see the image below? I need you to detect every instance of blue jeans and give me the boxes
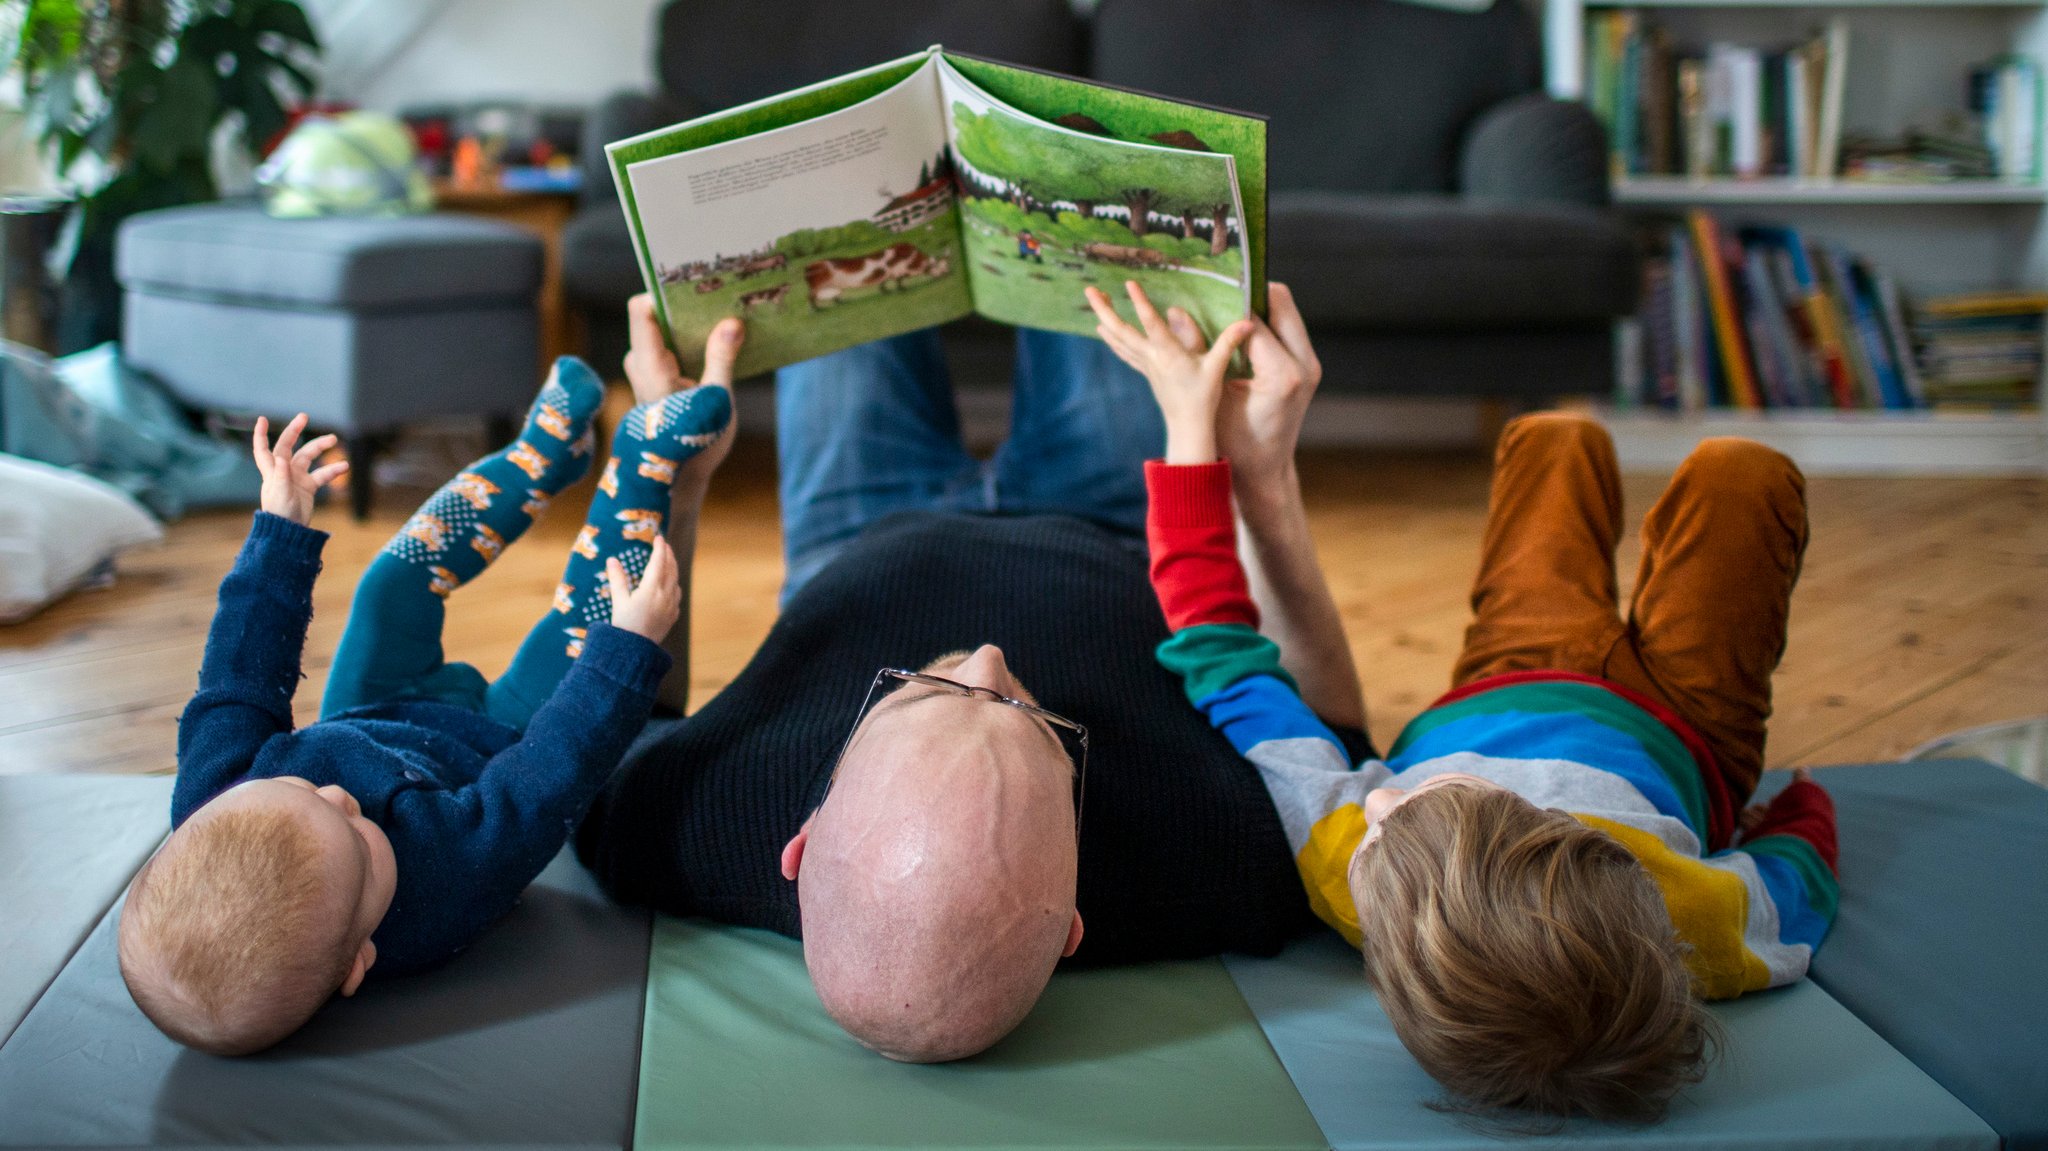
[776,327,1163,601]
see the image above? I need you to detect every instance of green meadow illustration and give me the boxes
[610,49,1264,378]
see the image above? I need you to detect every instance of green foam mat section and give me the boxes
[636,919,1328,1151]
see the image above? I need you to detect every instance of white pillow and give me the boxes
[0,453,164,624]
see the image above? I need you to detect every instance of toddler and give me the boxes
[120,314,742,1054]
[1092,281,1838,1122]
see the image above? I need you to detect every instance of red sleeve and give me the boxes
[1746,778,1839,874]
[1145,460,1258,632]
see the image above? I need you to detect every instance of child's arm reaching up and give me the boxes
[174,415,350,822]
[1089,284,1388,939]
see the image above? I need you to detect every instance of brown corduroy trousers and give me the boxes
[1451,413,1810,808]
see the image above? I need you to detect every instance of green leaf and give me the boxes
[131,56,219,172]
[256,48,316,97]
[250,1,319,50]
[180,14,242,60]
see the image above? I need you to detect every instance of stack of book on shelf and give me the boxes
[1912,292,2048,407]
[1585,12,1849,181]
[1623,210,2044,413]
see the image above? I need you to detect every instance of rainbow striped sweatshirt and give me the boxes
[1145,461,1839,999]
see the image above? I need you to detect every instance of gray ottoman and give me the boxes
[116,202,544,518]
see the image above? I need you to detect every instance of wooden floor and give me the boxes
[3,427,2043,777]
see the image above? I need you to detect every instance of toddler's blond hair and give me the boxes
[1350,785,1716,1123]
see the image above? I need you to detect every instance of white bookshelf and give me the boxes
[1616,176,2048,202]
[1547,0,2048,473]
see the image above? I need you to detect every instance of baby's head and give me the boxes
[119,777,396,1055]
[1349,774,1713,1123]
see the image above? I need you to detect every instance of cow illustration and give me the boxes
[804,243,951,308]
[637,452,678,483]
[694,276,724,294]
[618,508,664,543]
[534,402,574,441]
[522,489,551,520]
[401,513,449,554]
[736,252,787,279]
[470,524,505,563]
[449,471,499,510]
[597,457,620,498]
[572,524,601,560]
[564,626,587,659]
[738,283,790,312]
[552,582,575,613]
[428,566,460,599]
[506,440,551,481]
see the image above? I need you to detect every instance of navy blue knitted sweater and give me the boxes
[171,512,671,976]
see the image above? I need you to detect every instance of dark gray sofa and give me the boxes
[563,0,1637,398]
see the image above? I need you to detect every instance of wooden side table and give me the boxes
[432,181,583,374]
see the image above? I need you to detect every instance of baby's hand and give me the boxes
[1085,282,1253,465]
[607,535,681,643]
[252,414,348,526]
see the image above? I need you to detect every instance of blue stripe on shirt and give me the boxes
[1196,674,1351,765]
[1741,849,1829,952]
[1389,710,1695,828]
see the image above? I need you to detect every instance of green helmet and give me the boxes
[256,112,433,218]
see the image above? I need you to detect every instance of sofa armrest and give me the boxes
[1457,92,1610,207]
[580,89,694,207]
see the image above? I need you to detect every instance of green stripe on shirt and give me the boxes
[1740,833,1840,923]
[1156,622,1298,707]
[1392,681,1710,835]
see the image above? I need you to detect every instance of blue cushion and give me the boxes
[1757,760,2048,1151]
[1225,930,1996,1150]
[0,852,647,1148]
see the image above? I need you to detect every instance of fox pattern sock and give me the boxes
[485,384,733,728]
[320,358,604,718]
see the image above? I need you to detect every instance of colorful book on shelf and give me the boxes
[1687,211,1763,409]
[1668,227,1709,410]
[1842,255,1912,409]
[1748,225,1857,408]
[1812,248,1882,407]
[1871,270,1927,406]
[606,47,1264,378]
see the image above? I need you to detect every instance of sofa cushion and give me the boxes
[562,207,648,313]
[1761,760,2048,1151]
[1269,192,1639,330]
[116,202,543,310]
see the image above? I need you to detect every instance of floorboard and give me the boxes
[4,433,2041,778]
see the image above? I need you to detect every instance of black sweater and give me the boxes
[576,511,1369,963]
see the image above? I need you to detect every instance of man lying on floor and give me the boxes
[1089,277,1840,1122]
[119,323,742,1055]
[576,287,1364,1062]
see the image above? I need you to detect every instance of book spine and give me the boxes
[1816,18,1849,179]
[1689,210,1762,408]
[1646,30,1675,177]
[1679,58,1710,180]
[1849,259,1910,409]
[1643,256,1679,407]
[1669,225,1708,410]
[1815,245,1879,407]
[1873,269,1927,407]
[1729,47,1763,178]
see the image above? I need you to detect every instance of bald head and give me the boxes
[786,646,1083,1062]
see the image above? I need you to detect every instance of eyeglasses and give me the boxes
[827,668,1090,842]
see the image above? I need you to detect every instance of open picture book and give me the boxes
[606,47,1268,378]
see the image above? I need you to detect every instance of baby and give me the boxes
[120,307,744,1054]
[1089,281,1839,1122]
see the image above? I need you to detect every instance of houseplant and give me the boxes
[7,0,320,351]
